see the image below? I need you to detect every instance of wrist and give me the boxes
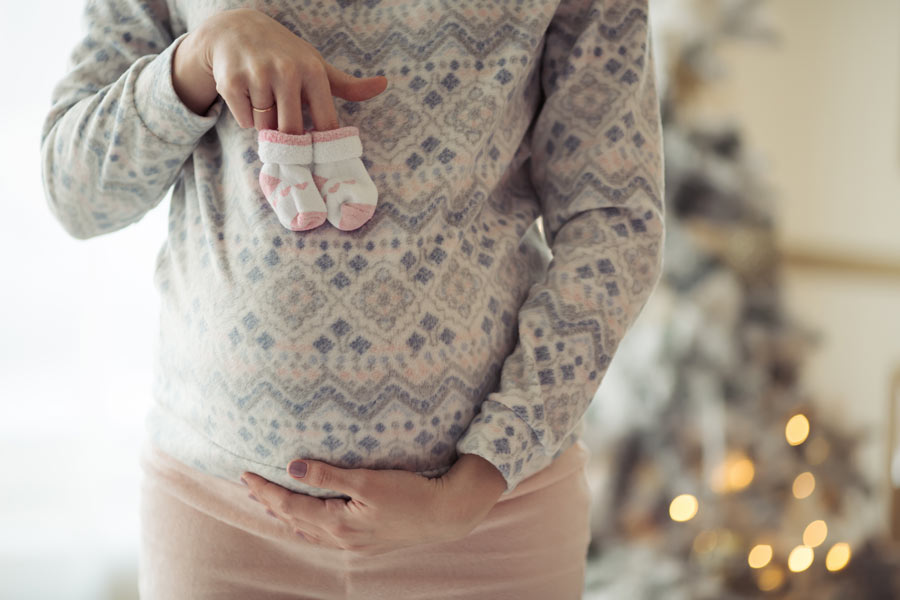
[446,453,507,509]
[172,31,218,116]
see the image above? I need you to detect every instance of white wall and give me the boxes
[707,0,900,534]
[1,1,159,598]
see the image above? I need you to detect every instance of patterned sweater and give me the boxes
[40,0,665,498]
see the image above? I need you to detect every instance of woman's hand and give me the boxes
[241,454,507,556]
[174,7,387,133]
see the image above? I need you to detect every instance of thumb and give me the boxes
[325,64,388,101]
[287,459,366,498]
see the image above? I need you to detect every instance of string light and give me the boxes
[826,543,851,571]
[787,545,814,572]
[792,471,816,499]
[803,520,828,547]
[669,494,699,522]
[757,565,785,592]
[710,451,756,493]
[785,414,810,446]
[748,544,773,569]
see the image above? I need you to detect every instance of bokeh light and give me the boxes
[693,530,718,554]
[793,471,816,499]
[785,414,810,446]
[748,544,773,569]
[757,565,785,592]
[710,451,756,493]
[803,520,828,548]
[788,545,814,572]
[804,436,830,465]
[670,494,699,522]
[826,543,852,572]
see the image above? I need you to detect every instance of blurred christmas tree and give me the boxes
[579,0,900,597]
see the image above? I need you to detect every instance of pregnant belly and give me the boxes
[156,258,524,480]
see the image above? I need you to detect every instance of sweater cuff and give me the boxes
[133,31,224,146]
[454,398,543,495]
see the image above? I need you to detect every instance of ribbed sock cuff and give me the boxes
[257,129,314,164]
[311,126,362,163]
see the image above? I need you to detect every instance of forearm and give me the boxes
[40,12,225,240]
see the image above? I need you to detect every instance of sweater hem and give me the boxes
[143,401,453,499]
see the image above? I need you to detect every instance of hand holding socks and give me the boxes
[257,129,327,231]
[311,126,378,231]
[258,126,378,231]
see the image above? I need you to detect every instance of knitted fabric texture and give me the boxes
[40,0,665,498]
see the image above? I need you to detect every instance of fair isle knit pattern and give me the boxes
[40,0,665,499]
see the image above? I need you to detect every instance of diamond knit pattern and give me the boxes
[40,0,665,498]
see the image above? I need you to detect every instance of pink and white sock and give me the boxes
[310,126,378,231]
[257,129,327,231]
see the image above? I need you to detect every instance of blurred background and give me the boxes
[2,0,899,598]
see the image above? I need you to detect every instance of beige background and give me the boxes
[698,0,900,535]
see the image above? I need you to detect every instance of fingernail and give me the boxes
[289,461,308,478]
[240,477,249,487]
[248,493,259,502]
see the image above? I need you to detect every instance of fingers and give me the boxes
[248,55,384,134]
[203,8,390,134]
[304,60,341,133]
[216,71,254,129]
[243,473,346,544]
[325,62,388,103]
[274,63,305,135]
[246,57,338,135]
[248,70,278,132]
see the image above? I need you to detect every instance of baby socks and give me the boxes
[311,126,378,231]
[257,129,327,231]
[257,126,377,232]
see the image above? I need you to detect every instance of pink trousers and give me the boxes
[137,438,592,599]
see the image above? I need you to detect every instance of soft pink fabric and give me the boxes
[291,211,328,231]
[259,129,314,146]
[138,438,592,599]
[338,202,376,231]
[310,125,359,143]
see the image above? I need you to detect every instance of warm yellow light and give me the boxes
[785,414,810,446]
[710,451,756,493]
[748,544,773,569]
[757,565,785,592]
[728,457,755,491]
[669,494,699,522]
[803,520,828,547]
[793,471,816,499]
[826,542,851,572]
[788,545,814,572]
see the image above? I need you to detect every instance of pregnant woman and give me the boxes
[39,0,665,597]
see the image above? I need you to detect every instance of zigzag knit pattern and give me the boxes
[39,0,665,498]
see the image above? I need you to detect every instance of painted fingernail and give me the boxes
[289,461,308,478]
[248,493,259,502]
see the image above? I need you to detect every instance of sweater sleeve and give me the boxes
[39,0,225,240]
[454,0,665,494]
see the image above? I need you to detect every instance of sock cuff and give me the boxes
[257,129,313,164]
[311,126,362,163]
